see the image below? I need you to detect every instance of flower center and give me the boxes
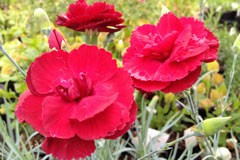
[56,73,92,101]
[142,32,178,62]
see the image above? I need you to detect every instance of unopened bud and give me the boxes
[160,5,170,17]
[164,93,175,103]
[196,117,231,136]
[34,8,52,31]
[116,40,124,51]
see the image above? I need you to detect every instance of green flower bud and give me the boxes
[196,117,231,136]
[116,40,124,51]
[34,8,52,31]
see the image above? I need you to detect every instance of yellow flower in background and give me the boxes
[197,82,206,94]
[212,73,224,85]
[207,61,220,72]
[0,107,5,114]
[164,93,175,103]
[210,89,223,101]
[1,63,15,76]
[199,98,214,108]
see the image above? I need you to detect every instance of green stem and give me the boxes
[85,30,99,45]
[185,91,214,155]
[0,44,26,77]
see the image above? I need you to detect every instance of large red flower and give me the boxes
[123,12,219,93]
[15,45,137,160]
[56,0,125,33]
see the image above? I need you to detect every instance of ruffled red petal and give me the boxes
[27,51,72,95]
[15,91,48,136]
[42,96,75,138]
[162,67,201,93]
[42,136,95,160]
[73,103,123,140]
[132,78,170,92]
[68,45,117,83]
[56,0,125,33]
[107,101,138,139]
[157,12,183,36]
[71,94,118,122]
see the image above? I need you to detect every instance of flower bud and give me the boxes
[196,117,231,136]
[164,93,175,103]
[34,8,52,30]
[207,61,219,72]
[116,40,124,51]
[197,82,206,94]
[216,147,232,160]
[160,5,170,17]
[212,73,223,85]
[48,29,66,51]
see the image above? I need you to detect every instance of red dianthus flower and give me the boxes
[56,0,125,33]
[123,12,219,93]
[15,45,137,160]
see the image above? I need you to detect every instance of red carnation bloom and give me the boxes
[15,45,137,160]
[56,0,125,33]
[123,12,219,93]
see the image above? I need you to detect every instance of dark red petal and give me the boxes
[42,96,75,138]
[74,103,123,140]
[56,0,124,33]
[157,12,183,36]
[133,78,170,92]
[107,101,138,139]
[162,67,201,93]
[68,45,117,83]
[27,50,72,95]
[48,29,65,50]
[15,91,48,136]
[42,136,95,160]
[71,94,118,122]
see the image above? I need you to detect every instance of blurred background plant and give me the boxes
[1,0,240,159]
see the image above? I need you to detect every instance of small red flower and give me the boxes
[15,45,137,160]
[56,0,125,33]
[123,12,219,93]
